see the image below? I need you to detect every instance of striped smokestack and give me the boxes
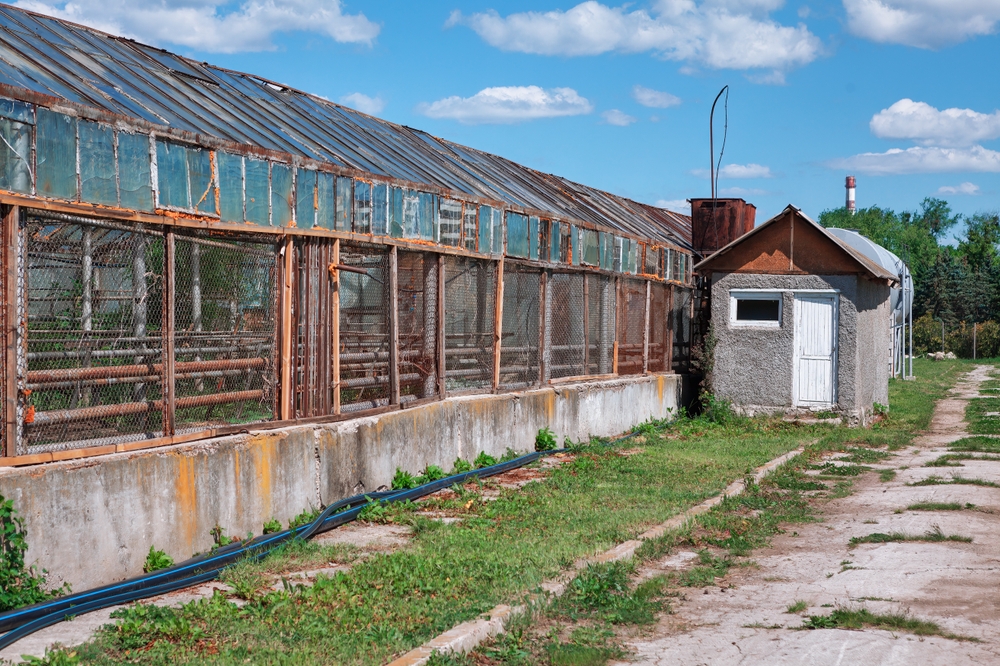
[846,175,856,215]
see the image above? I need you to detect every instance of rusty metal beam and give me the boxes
[3,205,18,457]
[30,390,264,427]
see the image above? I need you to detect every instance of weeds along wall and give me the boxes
[0,205,694,463]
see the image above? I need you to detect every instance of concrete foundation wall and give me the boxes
[0,374,681,592]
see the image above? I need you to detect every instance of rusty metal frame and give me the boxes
[3,205,18,456]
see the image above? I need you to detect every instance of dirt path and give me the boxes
[616,365,1000,665]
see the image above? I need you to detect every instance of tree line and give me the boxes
[819,198,1000,357]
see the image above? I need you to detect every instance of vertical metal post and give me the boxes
[493,257,504,391]
[666,285,675,373]
[163,230,176,436]
[539,270,548,383]
[422,253,437,398]
[80,226,93,406]
[974,322,977,360]
[437,254,446,399]
[3,205,19,456]
[331,239,341,415]
[642,280,651,374]
[941,320,945,354]
[280,236,294,420]
[598,276,612,375]
[388,246,400,405]
[582,274,590,374]
[613,277,622,375]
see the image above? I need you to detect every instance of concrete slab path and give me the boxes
[615,365,1000,665]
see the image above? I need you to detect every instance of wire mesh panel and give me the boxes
[339,243,391,412]
[672,287,693,373]
[397,251,438,401]
[618,279,646,376]
[290,238,333,418]
[444,256,496,392]
[173,234,277,429]
[647,283,669,373]
[548,272,586,379]
[500,265,540,389]
[22,212,165,451]
[586,274,616,375]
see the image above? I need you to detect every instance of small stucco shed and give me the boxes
[695,205,898,424]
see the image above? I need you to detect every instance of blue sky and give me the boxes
[17,0,1000,227]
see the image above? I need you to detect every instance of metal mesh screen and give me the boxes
[339,243,391,412]
[618,279,646,376]
[586,274,616,375]
[173,234,277,429]
[647,283,669,373]
[444,256,496,392]
[398,251,439,401]
[548,272,586,379]
[291,239,333,418]
[23,213,165,451]
[500,265,540,389]
[672,286,693,373]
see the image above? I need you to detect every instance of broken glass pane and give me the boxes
[189,147,216,215]
[244,158,269,226]
[665,249,674,280]
[402,190,420,238]
[529,216,539,260]
[36,108,77,200]
[371,182,388,235]
[271,163,292,226]
[155,139,189,209]
[295,168,316,229]
[79,120,116,206]
[317,172,334,230]
[599,233,611,270]
[0,98,31,123]
[478,205,493,254]
[582,229,600,266]
[439,198,462,247]
[506,212,529,258]
[389,187,403,237]
[614,237,624,272]
[463,204,477,252]
[118,132,153,212]
[0,116,31,193]
[644,245,659,275]
[218,152,243,223]
[354,180,372,234]
[418,191,436,240]
[335,176,352,231]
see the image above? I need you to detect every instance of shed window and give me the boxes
[730,292,782,327]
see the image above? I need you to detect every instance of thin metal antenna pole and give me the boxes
[709,86,729,201]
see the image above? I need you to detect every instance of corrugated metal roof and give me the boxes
[0,3,692,250]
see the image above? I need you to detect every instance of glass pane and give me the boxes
[439,198,462,247]
[389,187,404,237]
[736,299,780,321]
[335,176,352,231]
[0,116,31,194]
[270,162,292,226]
[244,158,269,226]
[492,208,503,257]
[401,190,420,238]
[317,172,335,230]
[0,98,32,123]
[155,139,189,209]
[550,221,561,262]
[463,205,477,251]
[506,212,529,258]
[189,147,216,215]
[217,152,243,223]
[570,226,580,266]
[418,191,436,240]
[478,205,492,254]
[294,168,315,229]
[665,249,674,280]
[117,133,152,212]
[371,182,388,235]
[644,245,659,275]
[599,233,611,270]
[529,216,539,260]
[582,229,599,266]
[78,120,116,206]
[36,108,77,200]
[354,180,372,233]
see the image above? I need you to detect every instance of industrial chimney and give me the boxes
[846,175,856,215]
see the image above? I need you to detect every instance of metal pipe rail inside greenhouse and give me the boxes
[30,390,265,427]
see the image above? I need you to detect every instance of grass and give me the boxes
[786,600,808,614]
[58,358,968,666]
[948,436,1000,453]
[848,525,973,548]
[908,475,1000,488]
[966,397,1000,435]
[800,608,978,641]
[879,469,897,482]
[927,453,1000,467]
[906,502,974,511]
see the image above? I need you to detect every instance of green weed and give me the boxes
[786,600,808,614]
[0,494,66,611]
[906,502,968,511]
[800,607,977,641]
[142,546,173,573]
[536,427,558,452]
[879,469,897,482]
[849,525,973,548]
[474,451,498,468]
[262,518,282,534]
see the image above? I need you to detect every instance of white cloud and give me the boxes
[632,85,681,108]
[937,182,981,195]
[449,1,822,79]
[655,198,691,213]
[843,0,1000,49]
[720,186,770,196]
[870,99,1000,148]
[602,109,637,126]
[694,163,774,178]
[13,0,380,53]
[340,92,385,115]
[828,145,1000,175]
[417,86,593,125]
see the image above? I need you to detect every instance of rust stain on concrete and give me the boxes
[173,454,197,552]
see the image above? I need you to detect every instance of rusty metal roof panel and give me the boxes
[0,3,691,248]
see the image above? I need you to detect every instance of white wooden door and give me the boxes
[794,295,837,407]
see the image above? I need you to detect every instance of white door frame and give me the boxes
[791,291,839,409]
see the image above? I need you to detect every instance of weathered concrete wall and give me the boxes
[0,374,681,591]
[853,277,892,422]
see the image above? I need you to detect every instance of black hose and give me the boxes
[0,425,652,650]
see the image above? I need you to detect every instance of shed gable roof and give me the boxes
[694,205,898,283]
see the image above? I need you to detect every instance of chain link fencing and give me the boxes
[499,264,540,389]
[618,279,646,376]
[397,251,439,402]
[647,283,669,373]
[339,243,391,413]
[547,272,586,379]
[444,256,496,392]
[586,274,616,375]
